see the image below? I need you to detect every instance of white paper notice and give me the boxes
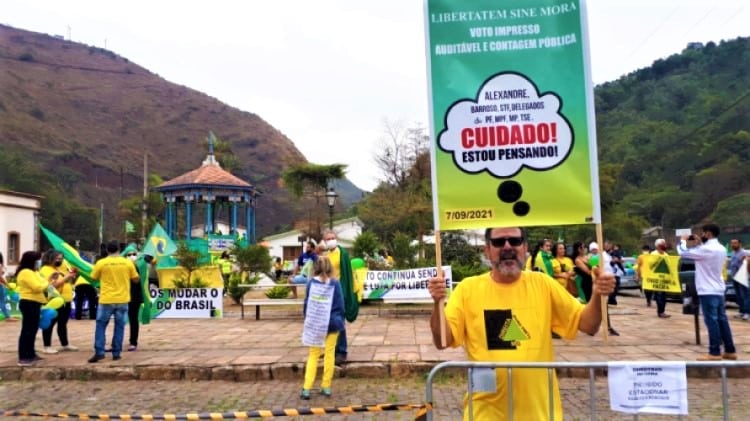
[301,281,334,347]
[608,361,688,415]
[469,367,497,393]
[734,260,749,288]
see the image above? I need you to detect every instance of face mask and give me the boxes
[326,239,337,250]
[53,261,63,267]
[35,260,42,270]
[128,255,138,262]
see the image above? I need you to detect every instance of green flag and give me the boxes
[125,220,135,233]
[39,224,98,287]
[142,222,177,258]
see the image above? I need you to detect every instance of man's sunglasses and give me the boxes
[489,236,524,247]
[126,253,137,257]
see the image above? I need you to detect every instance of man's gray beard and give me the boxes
[495,259,522,278]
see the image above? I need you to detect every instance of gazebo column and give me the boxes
[204,193,215,235]
[244,193,252,244]
[230,195,239,235]
[166,197,176,239]
[185,194,194,240]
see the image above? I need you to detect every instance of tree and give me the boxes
[281,163,347,238]
[232,243,272,277]
[359,121,432,251]
[352,231,380,260]
[374,119,429,188]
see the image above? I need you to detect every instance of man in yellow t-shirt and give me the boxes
[88,241,138,363]
[428,226,616,421]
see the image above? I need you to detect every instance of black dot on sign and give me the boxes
[497,181,523,203]
[513,201,530,216]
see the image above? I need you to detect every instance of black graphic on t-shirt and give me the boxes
[484,309,516,350]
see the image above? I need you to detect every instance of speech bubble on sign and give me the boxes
[438,72,573,178]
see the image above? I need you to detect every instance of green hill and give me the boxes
[594,37,750,233]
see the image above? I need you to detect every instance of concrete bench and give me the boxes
[241,298,303,320]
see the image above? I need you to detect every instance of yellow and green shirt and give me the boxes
[445,271,584,421]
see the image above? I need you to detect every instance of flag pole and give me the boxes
[99,203,104,246]
[141,151,149,245]
[595,223,608,343]
[435,230,447,348]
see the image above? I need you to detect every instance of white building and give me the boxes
[0,190,43,273]
[262,217,364,265]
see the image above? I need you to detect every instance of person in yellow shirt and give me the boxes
[552,242,576,296]
[525,238,554,275]
[635,244,652,306]
[16,251,66,366]
[88,241,138,363]
[39,250,79,354]
[428,226,616,421]
[321,230,357,366]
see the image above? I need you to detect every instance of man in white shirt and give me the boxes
[677,223,737,361]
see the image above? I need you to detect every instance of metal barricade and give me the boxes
[424,360,750,421]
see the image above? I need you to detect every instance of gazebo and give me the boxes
[154,136,261,244]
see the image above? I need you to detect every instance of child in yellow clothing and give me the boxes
[300,257,345,399]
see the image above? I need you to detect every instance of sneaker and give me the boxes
[127,345,137,352]
[658,313,671,319]
[112,355,121,361]
[742,314,750,322]
[722,352,738,360]
[696,354,722,361]
[17,359,34,367]
[42,347,59,354]
[60,345,79,352]
[321,387,332,397]
[32,355,44,362]
[300,389,311,400]
[4,316,19,321]
[87,354,105,363]
[733,313,745,319]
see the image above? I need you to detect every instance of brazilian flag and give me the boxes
[142,223,177,258]
[39,224,99,287]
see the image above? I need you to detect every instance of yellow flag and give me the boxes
[641,254,682,293]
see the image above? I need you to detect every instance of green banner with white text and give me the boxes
[425,0,601,230]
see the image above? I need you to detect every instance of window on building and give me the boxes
[8,232,20,265]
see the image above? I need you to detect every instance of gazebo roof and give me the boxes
[157,162,253,190]
[155,133,257,193]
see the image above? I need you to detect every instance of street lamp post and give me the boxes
[325,187,338,230]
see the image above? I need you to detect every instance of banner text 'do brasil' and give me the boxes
[426,0,600,230]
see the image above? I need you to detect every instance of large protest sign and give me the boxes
[147,288,223,318]
[426,0,600,230]
[361,266,453,302]
[641,255,682,294]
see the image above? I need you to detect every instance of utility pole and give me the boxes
[141,152,148,244]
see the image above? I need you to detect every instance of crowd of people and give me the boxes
[5,241,148,367]
[3,222,746,418]
[423,223,745,419]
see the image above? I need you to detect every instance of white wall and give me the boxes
[0,190,42,274]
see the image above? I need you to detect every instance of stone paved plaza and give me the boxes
[2,295,750,419]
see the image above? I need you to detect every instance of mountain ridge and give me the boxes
[0,24,364,238]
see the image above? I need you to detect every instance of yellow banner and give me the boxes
[641,255,682,293]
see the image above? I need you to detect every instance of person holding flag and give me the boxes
[427,226,615,420]
[39,250,79,353]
